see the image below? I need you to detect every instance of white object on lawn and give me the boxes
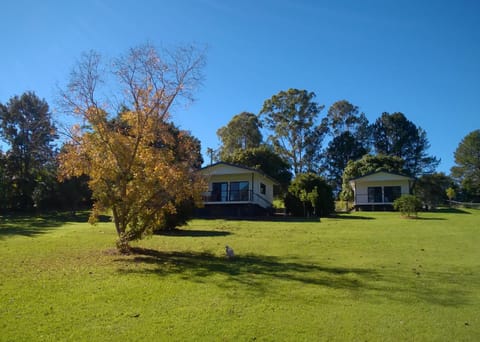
[225,245,235,259]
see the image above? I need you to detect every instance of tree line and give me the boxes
[1,44,479,252]
[0,92,91,212]
[212,88,480,206]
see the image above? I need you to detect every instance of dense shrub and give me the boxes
[393,194,422,217]
[284,173,334,217]
[155,198,196,231]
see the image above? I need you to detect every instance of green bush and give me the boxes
[393,194,422,217]
[284,173,334,217]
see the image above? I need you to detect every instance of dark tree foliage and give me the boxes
[259,89,326,175]
[284,173,334,217]
[414,172,453,209]
[55,175,93,213]
[0,151,8,211]
[217,112,262,161]
[221,145,293,191]
[318,100,370,193]
[0,92,58,211]
[340,154,406,202]
[371,112,439,176]
[451,129,480,201]
[322,131,367,195]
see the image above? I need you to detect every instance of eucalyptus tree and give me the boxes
[216,112,262,161]
[259,88,326,175]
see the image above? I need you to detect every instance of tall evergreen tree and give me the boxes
[371,112,439,176]
[0,92,58,210]
[319,100,370,193]
[451,129,480,201]
[322,131,367,195]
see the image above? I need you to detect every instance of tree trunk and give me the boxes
[112,206,131,253]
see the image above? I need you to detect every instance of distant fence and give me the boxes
[448,200,480,209]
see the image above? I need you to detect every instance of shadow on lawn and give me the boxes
[0,211,100,239]
[329,214,375,220]
[155,229,231,237]
[432,207,472,214]
[117,247,377,292]
[116,248,474,307]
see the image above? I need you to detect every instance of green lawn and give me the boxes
[1,209,479,341]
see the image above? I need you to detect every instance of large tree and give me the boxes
[414,172,453,209]
[216,112,262,160]
[259,88,326,175]
[451,129,480,201]
[284,173,334,217]
[322,131,368,195]
[0,151,7,211]
[371,112,439,176]
[322,100,370,142]
[319,100,371,195]
[0,92,58,210]
[58,44,206,252]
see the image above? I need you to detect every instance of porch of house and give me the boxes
[196,188,274,218]
[353,186,405,211]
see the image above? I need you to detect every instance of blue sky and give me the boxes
[1,0,479,173]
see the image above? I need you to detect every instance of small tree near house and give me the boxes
[393,194,422,218]
[284,173,334,217]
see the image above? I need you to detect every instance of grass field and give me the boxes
[1,209,479,341]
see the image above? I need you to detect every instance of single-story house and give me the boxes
[349,170,415,211]
[196,162,279,217]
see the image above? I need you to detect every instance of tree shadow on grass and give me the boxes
[116,247,378,293]
[329,214,375,220]
[432,207,472,214]
[155,229,231,237]
[0,215,62,239]
[414,217,447,221]
[115,248,474,307]
[0,211,102,239]
[370,268,475,307]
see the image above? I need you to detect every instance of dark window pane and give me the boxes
[384,186,401,202]
[368,187,382,203]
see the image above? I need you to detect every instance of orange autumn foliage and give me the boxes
[58,44,206,252]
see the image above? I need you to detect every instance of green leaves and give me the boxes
[393,194,422,217]
[216,112,262,160]
[259,89,325,175]
[451,130,480,200]
[371,112,439,176]
[0,92,58,210]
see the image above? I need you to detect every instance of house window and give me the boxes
[212,182,228,202]
[384,186,401,203]
[260,183,266,195]
[229,181,249,201]
[368,187,382,203]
